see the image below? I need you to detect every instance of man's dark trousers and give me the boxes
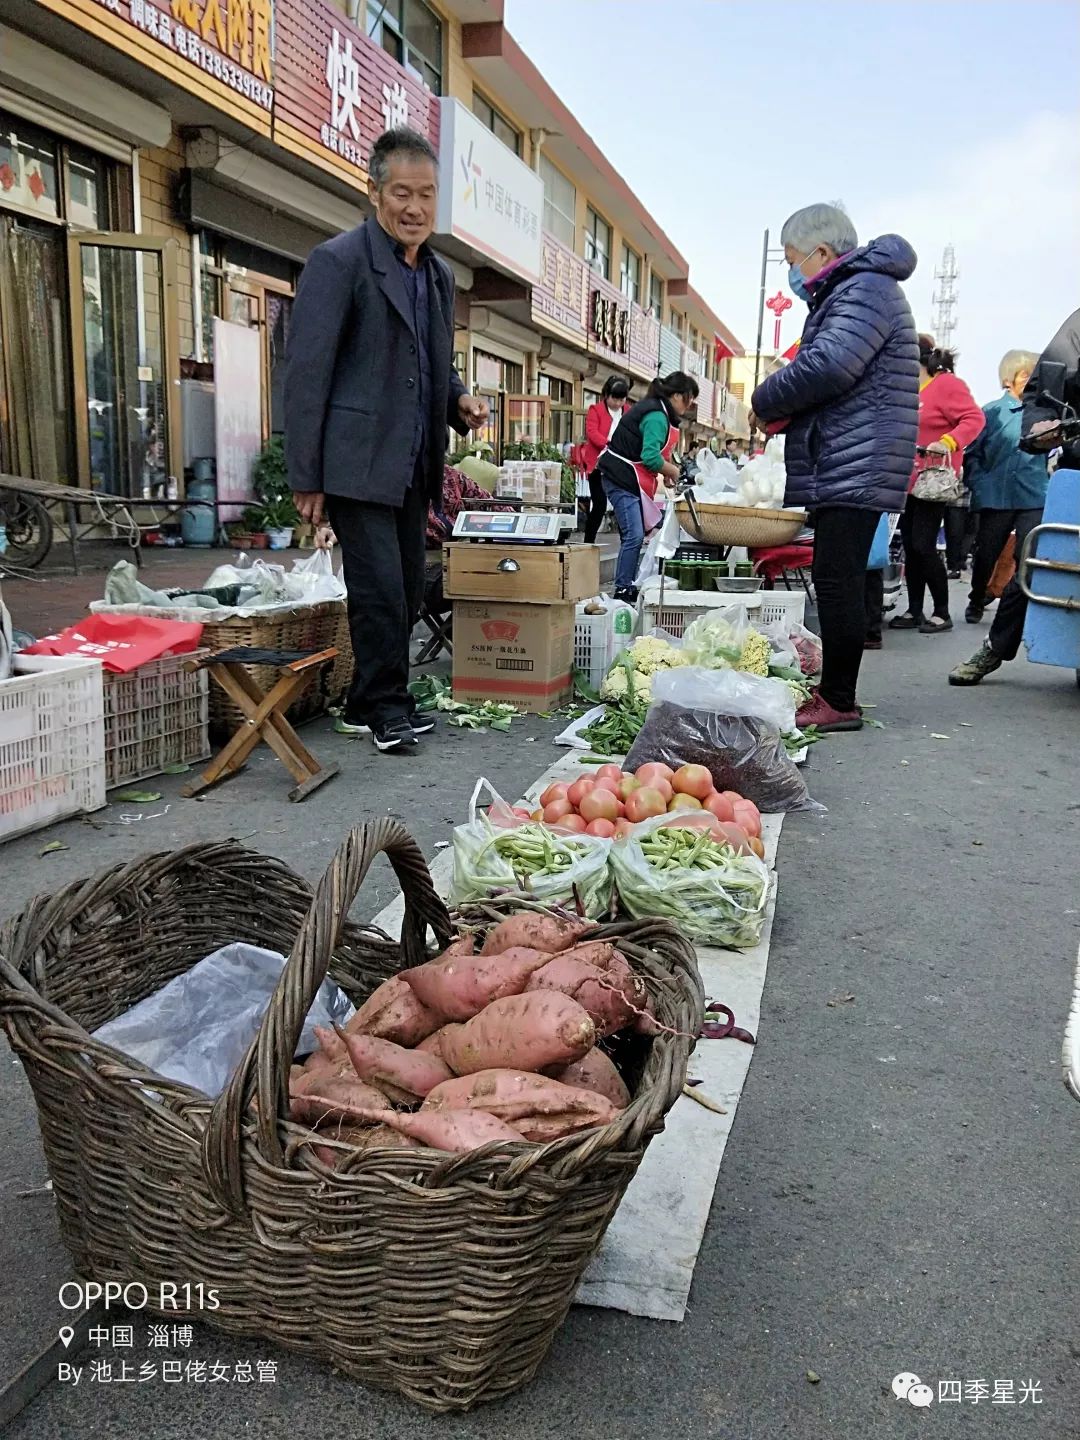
[327,458,427,728]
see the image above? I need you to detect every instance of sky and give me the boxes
[505,0,1080,403]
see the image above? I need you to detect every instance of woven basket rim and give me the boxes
[676,500,808,521]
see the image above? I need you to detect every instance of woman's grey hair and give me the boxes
[998,349,1039,386]
[369,128,439,190]
[780,204,858,258]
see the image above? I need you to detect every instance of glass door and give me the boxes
[503,395,549,450]
[225,273,293,438]
[67,233,180,498]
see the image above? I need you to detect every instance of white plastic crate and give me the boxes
[0,655,106,843]
[757,588,807,629]
[641,586,806,639]
[574,601,636,689]
[104,652,210,789]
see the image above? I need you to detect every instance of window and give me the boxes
[367,0,442,94]
[670,310,684,339]
[538,375,573,404]
[648,271,663,319]
[539,154,575,249]
[584,206,612,280]
[472,91,521,156]
[619,244,641,306]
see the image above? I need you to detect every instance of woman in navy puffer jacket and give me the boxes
[752,205,919,731]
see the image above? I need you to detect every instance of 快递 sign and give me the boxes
[273,0,439,188]
[436,98,542,285]
[38,0,274,134]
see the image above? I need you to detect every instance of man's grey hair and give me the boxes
[998,348,1038,387]
[780,204,858,258]
[369,128,439,190]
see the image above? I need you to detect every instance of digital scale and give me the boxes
[451,510,572,544]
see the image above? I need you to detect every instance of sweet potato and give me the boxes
[550,1048,631,1109]
[415,1030,447,1055]
[333,1026,452,1102]
[559,939,618,972]
[289,1074,390,1125]
[479,913,589,957]
[345,975,441,1047]
[422,1067,621,1140]
[301,1024,348,1074]
[400,946,553,1022]
[301,1102,524,1153]
[437,993,595,1075]
[526,954,646,1037]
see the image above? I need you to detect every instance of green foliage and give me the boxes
[248,437,298,529]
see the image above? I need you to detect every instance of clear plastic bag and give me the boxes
[449,779,613,917]
[681,605,755,669]
[288,548,347,601]
[610,813,770,948]
[650,666,796,733]
[90,943,356,1097]
[787,621,824,677]
[625,703,822,813]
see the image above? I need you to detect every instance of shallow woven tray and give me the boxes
[676,500,808,548]
[0,820,702,1412]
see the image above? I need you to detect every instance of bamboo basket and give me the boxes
[676,499,807,547]
[0,820,702,1412]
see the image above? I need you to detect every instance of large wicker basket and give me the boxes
[0,820,702,1411]
[675,499,808,547]
[90,599,353,732]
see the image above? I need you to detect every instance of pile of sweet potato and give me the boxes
[289,912,651,1164]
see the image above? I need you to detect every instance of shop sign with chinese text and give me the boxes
[39,0,274,134]
[588,274,632,368]
[530,232,587,342]
[273,0,438,187]
[436,99,542,284]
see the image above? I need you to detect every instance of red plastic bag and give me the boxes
[22,614,203,672]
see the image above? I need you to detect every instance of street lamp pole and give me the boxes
[753,227,769,398]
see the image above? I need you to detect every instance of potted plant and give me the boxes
[249,437,299,548]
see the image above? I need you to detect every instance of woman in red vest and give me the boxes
[580,375,631,544]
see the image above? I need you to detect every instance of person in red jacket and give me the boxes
[581,375,631,544]
[890,336,985,632]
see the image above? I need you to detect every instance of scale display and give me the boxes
[452,511,567,544]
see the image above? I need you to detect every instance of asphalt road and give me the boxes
[2,591,1079,1438]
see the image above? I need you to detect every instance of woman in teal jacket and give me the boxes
[963,349,1048,623]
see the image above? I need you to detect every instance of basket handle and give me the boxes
[202,819,454,1214]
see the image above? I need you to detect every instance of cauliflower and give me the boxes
[600,665,652,703]
[627,636,688,674]
[738,631,772,676]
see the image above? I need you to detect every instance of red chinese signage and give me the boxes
[43,0,273,132]
[273,0,439,187]
[588,274,631,368]
[530,232,587,341]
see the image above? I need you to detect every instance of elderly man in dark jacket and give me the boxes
[285,128,488,752]
[751,204,919,732]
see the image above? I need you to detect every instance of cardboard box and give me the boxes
[444,542,600,603]
[451,601,574,713]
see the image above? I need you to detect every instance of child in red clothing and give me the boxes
[891,335,984,632]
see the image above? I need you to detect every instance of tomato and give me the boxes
[530,809,544,823]
[673,764,713,801]
[714,822,752,855]
[721,790,744,807]
[542,798,573,824]
[613,799,626,818]
[653,778,674,803]
[597,764,624,783]
[510,806,533,820]
[618,775,641,800]
[704,792,735,823]
[585,818,616,838]
[635,762,675,787]
[625,786,667,823]
[732,802,762,839]
[749,836,766,860]
[592,775,622,795]
[668,793,702,811]
[567,776,596,809]
[614,818,635,839]
[661,812,723,838]
[558,813,588,833]
[580,789,619,824]
[540,782,569,807]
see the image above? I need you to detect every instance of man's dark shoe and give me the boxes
[373,717,419,751]
[948,642,1002,686]
[864,635,883,650]
[613,585,639,603]
[410,713,436,736]
[965,602,985,624]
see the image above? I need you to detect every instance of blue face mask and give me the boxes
[789,262,811,303]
